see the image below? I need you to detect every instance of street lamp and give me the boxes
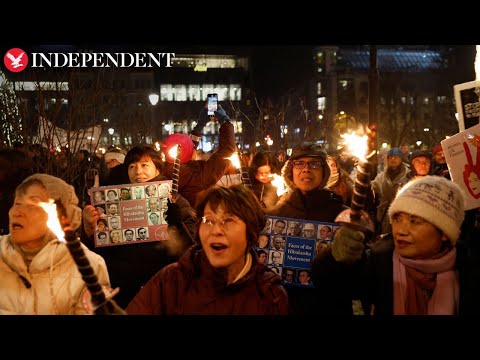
[149,93,159,106]
[108,128,114,147]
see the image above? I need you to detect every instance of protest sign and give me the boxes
[256,216,338,287]
[90,180,172,247]
[441,123,480,210]
[454,80,480,131]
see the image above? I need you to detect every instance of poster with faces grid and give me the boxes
[90,180,172,247]
[255,216,339,287]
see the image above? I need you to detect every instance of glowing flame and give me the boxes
[271,174,287,197]
[168,145,178,159]
[227,153,241,169]
[340,132,368,161]
[38,200,65,242]
[476,45,480,81]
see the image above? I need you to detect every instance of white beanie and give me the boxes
[104,151,125,164]
[388,175,466,244]
[19,174,82,231]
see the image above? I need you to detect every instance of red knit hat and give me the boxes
[432,144,443,155]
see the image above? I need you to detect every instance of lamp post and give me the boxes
[148,92,160,141]
[108,128,114,147]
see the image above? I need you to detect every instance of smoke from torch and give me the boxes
[39,200,126,315]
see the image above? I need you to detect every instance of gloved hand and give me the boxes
[331,226,365,263]
[165,198,182,226]
[214,105,230,124]
[192,106,210,134]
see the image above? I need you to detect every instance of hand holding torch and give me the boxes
[40,200,126,315]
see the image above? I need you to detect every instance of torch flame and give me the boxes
[227,153,241,169]
[38,200,65,242]
[475,45,480,81]
[271,174,287,197]
[168,145,178,159]
[340,132,368,161]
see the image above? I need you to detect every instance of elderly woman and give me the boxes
[126,184,289,315]
[314,175,478,315]
[0,174,111,314]
[82,145,196,309]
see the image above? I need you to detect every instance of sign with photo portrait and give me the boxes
[255,216,338,288]
[90,180,172,247]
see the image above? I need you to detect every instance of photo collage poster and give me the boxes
[90,180,172,247]
[256,216,339,288]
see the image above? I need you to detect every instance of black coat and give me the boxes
[267,188,350,315]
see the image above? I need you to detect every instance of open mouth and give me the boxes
[211,243,227,251]
[12,223,24,230]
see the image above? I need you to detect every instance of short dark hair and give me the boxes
[196,184,266,248]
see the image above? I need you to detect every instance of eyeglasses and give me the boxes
[201,216,238,230]
[292,160,323,170]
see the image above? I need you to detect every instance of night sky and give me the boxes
[250,46,314,99]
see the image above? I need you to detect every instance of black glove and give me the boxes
[214,105,230,124]
[165,199,182,225]
[331,226,365,263]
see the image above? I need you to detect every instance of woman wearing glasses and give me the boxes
[126,184,289,315]
[267,142,349,315]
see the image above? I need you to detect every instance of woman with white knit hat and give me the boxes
[312,175,479,315]
[0,174,112,314]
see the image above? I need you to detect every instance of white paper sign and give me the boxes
[441,123,480,210]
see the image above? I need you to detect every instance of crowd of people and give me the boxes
[1,104,480,316]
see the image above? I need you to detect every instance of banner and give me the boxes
[441,123,480,210]
[453,80,480,131]
[257,216,338,287]
[90,180,172,247]
[36,116,102,152]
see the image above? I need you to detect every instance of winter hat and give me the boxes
[388,175,466,244]
[162,133,194,164]
[19,174,82,230]
[282,142,330,191]
[387,148,402,157]
[432,144,443,156]
[409,149,432,163]
[104,147,125,164]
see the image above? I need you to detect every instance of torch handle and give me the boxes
[64,230,125,315]
[350,160,373,219]
[171,144,182,203]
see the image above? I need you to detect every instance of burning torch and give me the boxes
[334,131,376,234]
[39,200,126,315]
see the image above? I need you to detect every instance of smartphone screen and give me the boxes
[207,93,218,116]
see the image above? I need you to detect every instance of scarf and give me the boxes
[231,252,252,284]
[393,247,459,315]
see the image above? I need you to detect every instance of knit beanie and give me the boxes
[19,174,82,230]
[432,144,443,156]
[104,148,125,164]
[388,175,465,244]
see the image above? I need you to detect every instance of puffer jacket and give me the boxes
[0,236,110,315]
[126,245,289,315]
